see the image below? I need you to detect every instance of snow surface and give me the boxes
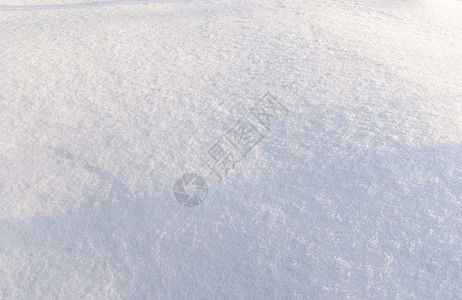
[1,0,461,298]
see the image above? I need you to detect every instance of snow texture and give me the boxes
[1,0,461,298]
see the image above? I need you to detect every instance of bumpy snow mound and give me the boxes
[1,0,461,298]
